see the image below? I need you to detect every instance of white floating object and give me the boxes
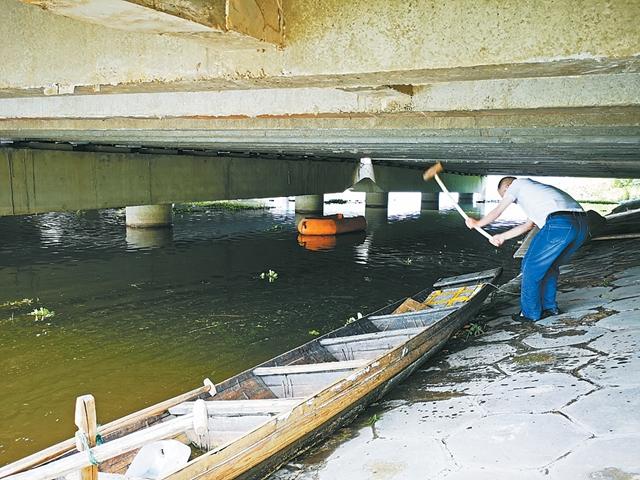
[125,440,190,480]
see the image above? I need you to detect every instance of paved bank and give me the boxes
[274,238,640,479]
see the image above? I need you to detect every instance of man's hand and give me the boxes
[490,234,505,247]
[465,217,479,230]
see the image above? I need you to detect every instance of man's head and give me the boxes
[497,177,516,198]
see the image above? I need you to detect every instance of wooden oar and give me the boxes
[422,162,493,241]
[0,380,215,479]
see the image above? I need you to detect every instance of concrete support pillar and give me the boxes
[420,192,440,210]
[365,192,389,209]
[125,204,173,228]
[295,194,324,213]
[458,193,474,205]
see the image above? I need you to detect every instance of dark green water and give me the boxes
[0,200,520,465]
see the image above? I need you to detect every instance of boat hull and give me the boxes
[169,271,499,480]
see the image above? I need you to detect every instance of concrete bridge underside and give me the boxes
[0,0,639,215]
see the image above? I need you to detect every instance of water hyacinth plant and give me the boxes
[259,270,279,283]
[28,307,55,321]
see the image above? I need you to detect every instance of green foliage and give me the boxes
[259,269,279,283]
[463,322,484,341]
[345,312,363,325]
[175,201,273,213]
[308,329,320,336]
[28,307,55,321]
[366,413,380,426]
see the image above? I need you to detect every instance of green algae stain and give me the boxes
[513,352,556,365]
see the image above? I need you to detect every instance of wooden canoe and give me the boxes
[0,267,501,480]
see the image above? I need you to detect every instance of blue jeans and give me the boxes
[521,212,589,320]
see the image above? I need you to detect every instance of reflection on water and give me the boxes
[0,199,521,465]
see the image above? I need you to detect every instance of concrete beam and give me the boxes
[0,74,637,119]
[0,148,357,215]
[2,0,639,98]
[0,106,638,177]
[19,0,283,46]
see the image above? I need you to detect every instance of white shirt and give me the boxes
[505,178,583,228]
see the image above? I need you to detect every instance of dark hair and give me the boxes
[498,176,516,191]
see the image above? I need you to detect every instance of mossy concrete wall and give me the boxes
[0,148,483,215]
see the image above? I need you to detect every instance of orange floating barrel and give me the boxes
[297,213,367,236]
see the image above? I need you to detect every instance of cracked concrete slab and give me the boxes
[445,343,517,368]
[589,330,640,354]
[442,468,547,480]
[562,386,640,436]
[606,296,640,313]
[375,396,483,440]
[579,353,640,387]
[311,429,453,480]
[446,413,590,469]
[596,310,640,330]
[475,372,594,414]
[522,325,609,349]
[498,346,597,375]
[545,436,640,479]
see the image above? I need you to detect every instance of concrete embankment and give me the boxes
[273,237,640,479]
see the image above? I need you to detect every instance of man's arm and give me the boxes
[490,219,535,247]
[465,195,514,230]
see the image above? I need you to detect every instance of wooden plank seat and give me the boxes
[253,360,371,398]
[169,398,304,417]
[320,327,425,361]
[369,308,457,330]
[253,359,368,376]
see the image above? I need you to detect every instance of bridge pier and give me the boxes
[365,192,389,209]
[420,192,440,210]
[458,193,474,205]
[125,204,173,228]
[295,195,324,214]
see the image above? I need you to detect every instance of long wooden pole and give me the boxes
[432,174,493,241]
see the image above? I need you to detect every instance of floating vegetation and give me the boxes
[1,298,34,309]
[259,270,279,283]
[463,322,484,340]
[28,308,55,321]
[345,312,363,325]
[402,257,413,265]
[174,201,273,213]
[308,329,320,336]
[267,225,283,232]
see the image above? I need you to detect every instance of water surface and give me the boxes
[0,198,521,465]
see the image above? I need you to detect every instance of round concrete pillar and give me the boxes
[420,192,440,210]
[458,193,474,205]
[295,195,324,213]
[125,204,173,228]
[365,192,389,209]
[126,227,173,249]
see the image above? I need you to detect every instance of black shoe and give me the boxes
[542,308,561,318]
[511,311,538,322]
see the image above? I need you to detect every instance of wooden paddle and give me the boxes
[422,162,492,241]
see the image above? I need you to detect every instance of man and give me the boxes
[466,177,589,321]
